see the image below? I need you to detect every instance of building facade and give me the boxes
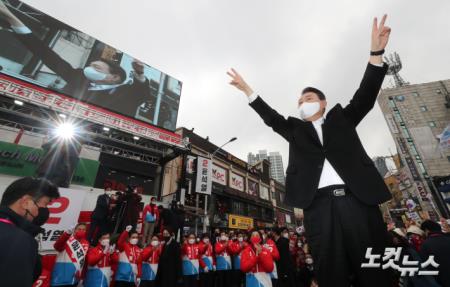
[377,79,450,220]
[162,128,276,234]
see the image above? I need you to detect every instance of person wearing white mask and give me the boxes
[227,15,393,287]
[229,232,249,287]
[198,234,215,287]
[181,233,201,287]
[115,225,142,287]
[85,232,113,287]
[0,1,155,119]
[214,231,233,287]
[140,235,162,287]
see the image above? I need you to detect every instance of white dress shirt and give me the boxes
[248,93,345,189]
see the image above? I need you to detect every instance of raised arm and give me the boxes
[227,68,293,141]
[0,1,78,81]
[343,15,391,126]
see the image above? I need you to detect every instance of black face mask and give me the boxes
[32,207,50,226]
[163,236,171,242]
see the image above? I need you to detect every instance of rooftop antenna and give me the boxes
[384,52,409,87]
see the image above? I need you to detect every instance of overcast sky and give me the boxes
[24,0,450,169]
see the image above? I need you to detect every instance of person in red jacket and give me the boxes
[198,233,215,287]
[51,223,90,287]
[138,235,161,287]
[240,231,274,287]
[214,231,233,287]
[229,231,248,287]
[264,233,280,286]
[142,197,159,245]
[84,232,113,287]
[182,233,202,287]
[115,225,142,287]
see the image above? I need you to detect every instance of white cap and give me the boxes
[407,225,424,236]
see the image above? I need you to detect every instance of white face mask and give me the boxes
[130,238,138,245]
[203,238,210,244]
[100,239,110,247]
[83,66,108,81]
[151,240,160,247]
[283,233,289,239]
[298,102,321,120]
[305,258,313,265]
[238,237,243,242]
[220,235,228,241]
[297,242,302,248]
[188,239,196,244]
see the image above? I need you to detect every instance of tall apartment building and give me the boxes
[377,79,450,219]
[248,150,285,184]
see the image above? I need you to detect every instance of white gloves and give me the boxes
[204,267,209,273]
[136,277,141,286]
[125,225,133,232]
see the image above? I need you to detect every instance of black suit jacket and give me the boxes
[275,237,295,278]
[91,194,110,222]
[0,207,41,287]
[250,63,391,209]
[155,238,182,287]
[15,33,152,118]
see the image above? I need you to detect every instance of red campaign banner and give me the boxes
[0,74,183,147]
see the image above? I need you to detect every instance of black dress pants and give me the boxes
[215,270,232,287]
[200,272,215,287]
[303,185,392,287]
[183,274,199,287]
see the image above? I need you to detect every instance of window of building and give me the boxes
[248,204,259,218]
[417,162,427,173]
[428,121,436,127]
[436,89,442,94]
[232,201,247,216]
[388,100,396,108]
[420,106,428,112]
[395,95,405,102]
[412,92,419,97]
[408,144,419,156]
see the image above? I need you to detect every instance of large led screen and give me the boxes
[0,0,182,131]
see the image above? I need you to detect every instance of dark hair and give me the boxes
[273,227,286,236]
[302,87,326,100]
[103,60,127,83]
[97,231,110,240]
[388,230,409,247]
[202,233,210,239]
[0,177,60,206]
[163,227,174,235]
[420,220,441,233]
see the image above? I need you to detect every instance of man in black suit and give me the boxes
[228,15,393,287]
[155,228,183,287]
[88,187,111,245]
[273,227,296,287]
[0,1,155,119]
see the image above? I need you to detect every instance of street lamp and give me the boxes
[211,137,237,159]
[201,137,237,233]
